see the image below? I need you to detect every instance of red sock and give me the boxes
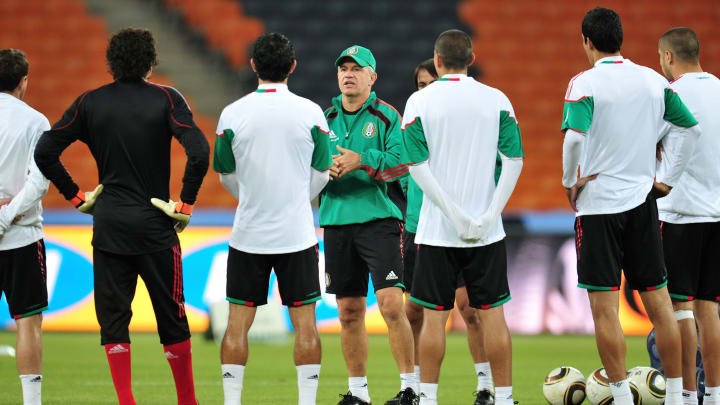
[164,339,198,405]
[104,343,136,405]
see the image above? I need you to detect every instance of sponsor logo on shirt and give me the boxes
[362,122,376,139]
[385,270,398,280]
[329,130,339,143]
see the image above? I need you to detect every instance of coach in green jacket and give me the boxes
[321,46,418,405]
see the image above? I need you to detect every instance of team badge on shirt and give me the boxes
[362,122,376,139]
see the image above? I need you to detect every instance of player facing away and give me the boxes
[0,48,50,405]
[400,58,494,405]
[657,27,720,405]
[34,29,209,405]
[561,9,701,405]
[320,45,417,405]
[401,29,524,405]
[213,32,333,405]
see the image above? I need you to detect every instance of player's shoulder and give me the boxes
[4,96,50,129]
[144,81,189,107]
[372,97,402,122]
[287,91,325,115]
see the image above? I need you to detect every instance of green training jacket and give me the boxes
[319,92,406,227]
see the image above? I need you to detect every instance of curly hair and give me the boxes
[106,28,158,81]
[0,49,28,92]
[251,32,295,82]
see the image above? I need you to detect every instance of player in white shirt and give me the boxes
[401,30,524,405]
[0,48,50,405]
[657,27,720,405]
[212,33,333,405]
[561,9,701,405]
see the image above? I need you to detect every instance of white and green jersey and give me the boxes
[0,93,50,251]
[213,83,333,254]
[401,74,523,247]
[658,72,720,224]
[561,56,698,216]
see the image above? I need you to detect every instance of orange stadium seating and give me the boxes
[0,0,234,208]
[165,0,264,68]
[459,0,720,210]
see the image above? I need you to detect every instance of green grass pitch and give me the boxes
[0,332,651,404]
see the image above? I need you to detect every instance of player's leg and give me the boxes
[409,244,458,405]
[626,195,683,404]
[140,244,197,405]
[93,248,140,405]
[15,314,43,405]
[276,245,323,405]
[696,300,720,404]
[358,219,416,404]
[575,213,635,405]
[672,300,698,396]
[401,230,423,382]
[219,246,272,405]
[324,224,372,404]
[695,222,720,405]
[464,241,512,405]
[3,239,48,405]
[455,280,491,394]
[662,220,703,399]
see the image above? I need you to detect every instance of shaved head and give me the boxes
[660,27,700,64]
[434,29,473,70]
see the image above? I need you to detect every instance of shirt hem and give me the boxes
[575,197,647,217]
[228,239,318,255]
[414,233,505,248]
[658,212,720,224]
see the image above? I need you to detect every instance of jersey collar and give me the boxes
[595,55,625,66]
[256,83,289,93]
[331,91,377,113]
[437,73,466,82]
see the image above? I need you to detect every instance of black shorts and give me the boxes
[226,245,321,307]
[324,218,404,297]
[410,240,509,311]
[93,245,190,346]
[575,192,667,292]
[0,240,48,319]
[662,221,720,302]
[402,230,465,293]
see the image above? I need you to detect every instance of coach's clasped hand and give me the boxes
[70,184,104,214]
[151,198,193,233]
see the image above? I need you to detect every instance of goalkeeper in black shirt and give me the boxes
[34,28,209,405]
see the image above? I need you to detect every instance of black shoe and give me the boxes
[338,391,371,405]
[473,389,495,405]
[385,387,419,405]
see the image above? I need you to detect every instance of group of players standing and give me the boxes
[0,5,718,405]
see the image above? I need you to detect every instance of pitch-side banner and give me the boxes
[0,225,653,335]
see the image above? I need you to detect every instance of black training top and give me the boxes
[35,79,210,254]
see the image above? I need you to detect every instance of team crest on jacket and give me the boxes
[362,122,376,138]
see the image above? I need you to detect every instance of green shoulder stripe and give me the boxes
[311,126,333,171]
[664,88,698,128]
[212,129,236,173]
[561,96,594,134]
[401,116,428,164]
[499,111,524,158]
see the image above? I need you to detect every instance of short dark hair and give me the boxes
[413,58,438,89]
[0,49,28,92]
[660,27,700,64]
[582,7,623,53]
[251,32,295,82]
[106,28,158,81]
[434,29,473,70]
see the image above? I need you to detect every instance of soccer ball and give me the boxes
[543,366,586,405]
[585,367,641,404]
[628,366,665,405]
